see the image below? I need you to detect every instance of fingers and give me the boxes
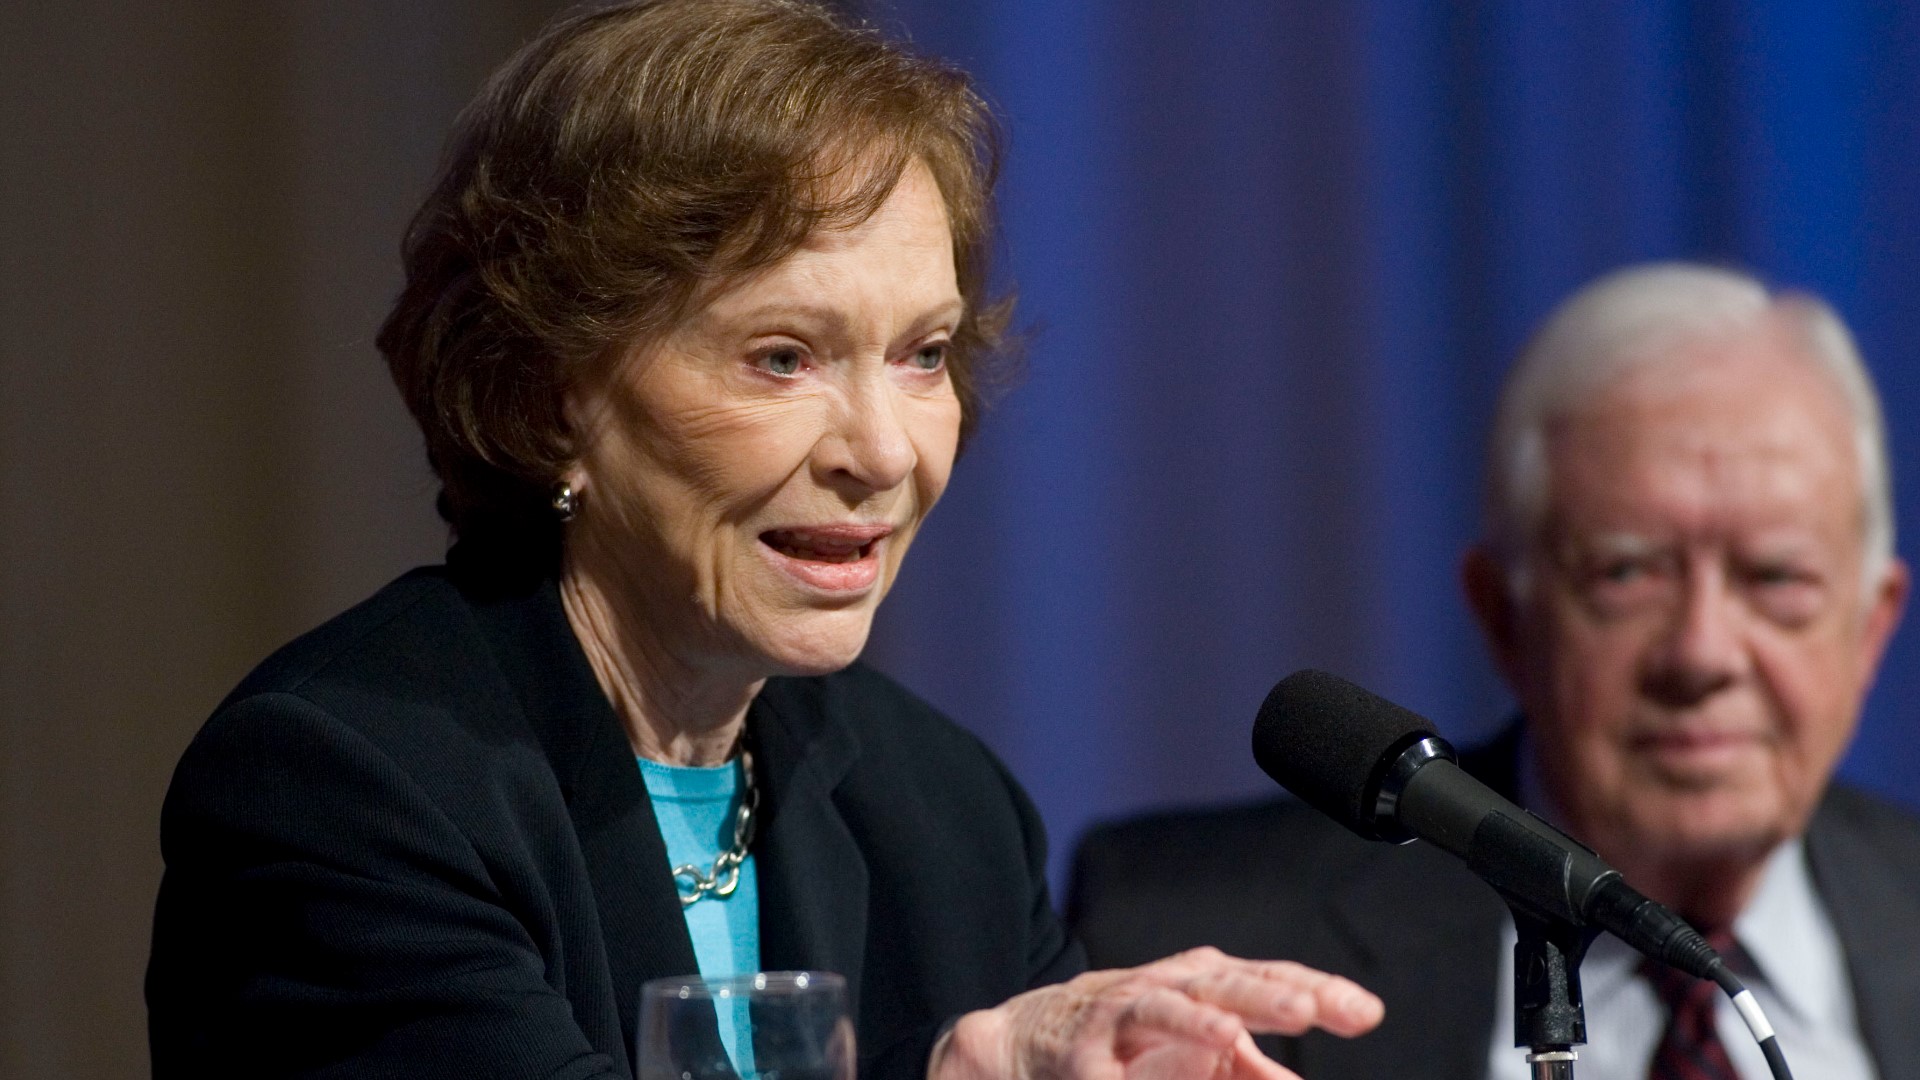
[1114,987,1242,1052]
[1227,1029,1304,1080]
[1116,1029,1303,1080]
[927,953,1378,1080]
[1114,1012,1304,1080]
[1310,973,1384,1036]
[1142,948,1386,1039]
[1217,964,1382,1038]
[1109,993,1293,1080]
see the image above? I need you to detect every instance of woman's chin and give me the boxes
[752,610,877,677]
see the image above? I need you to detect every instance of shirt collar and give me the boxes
[1511,728,1844,1027]
[1733,839,1848,1026]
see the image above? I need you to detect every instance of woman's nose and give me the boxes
[815,376,915,495]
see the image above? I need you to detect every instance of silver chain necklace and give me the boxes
[671,746,758,907]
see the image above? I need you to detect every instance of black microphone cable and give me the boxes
[1252,668,1799,1080]
[1587,880,1792,1079]
[1705,957,1794,1080]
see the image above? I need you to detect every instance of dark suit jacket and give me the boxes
[149,556,1084,1079]
[1067,732,1920,1080]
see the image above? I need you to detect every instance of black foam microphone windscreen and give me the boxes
[1248,669,1792,1080]
[1250,668,1437,837]
[1251,668,1726,979]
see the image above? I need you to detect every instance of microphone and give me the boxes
[1249,669,1716,979]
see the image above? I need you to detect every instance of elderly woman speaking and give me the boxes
[146,2,1381,1078]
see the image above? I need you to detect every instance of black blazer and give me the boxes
[149,558,1084,1079]
[1067,732,1920,1080]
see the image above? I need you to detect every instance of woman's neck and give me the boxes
[558,559,762,767]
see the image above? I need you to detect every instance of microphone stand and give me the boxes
[1508,906,1598,1080]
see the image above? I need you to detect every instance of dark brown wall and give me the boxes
[0,3,566,1074]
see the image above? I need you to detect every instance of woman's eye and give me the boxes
[757,347,804,376]
[905,343,948,372]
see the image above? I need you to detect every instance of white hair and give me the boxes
[1484,262,1895,598]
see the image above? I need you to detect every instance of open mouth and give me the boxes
[759,529,879,564]
[757,526,891,594]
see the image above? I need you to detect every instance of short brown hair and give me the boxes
[378,0,1008,538]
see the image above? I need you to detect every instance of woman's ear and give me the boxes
[559,382,603,497]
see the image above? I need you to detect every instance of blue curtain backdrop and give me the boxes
[858,0,1920,892]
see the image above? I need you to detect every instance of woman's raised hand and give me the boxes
[928,947,1384,1080]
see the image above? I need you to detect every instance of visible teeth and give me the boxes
[769,531,867,563]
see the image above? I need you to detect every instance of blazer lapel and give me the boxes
[1315,841,1508,1080]
[1806,795,1920,1080]
[464,571,698,1070]
[749,677,869,1012]
[570,701,703,1068]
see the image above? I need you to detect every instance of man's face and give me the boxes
[1478,318,1906,872]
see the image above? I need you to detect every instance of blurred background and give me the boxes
[5,1,1918,1075]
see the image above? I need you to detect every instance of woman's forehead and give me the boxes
[692,168,959,321]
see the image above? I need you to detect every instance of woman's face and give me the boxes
[565,161,964,679]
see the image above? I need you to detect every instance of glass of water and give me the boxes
[637,971,855,1080]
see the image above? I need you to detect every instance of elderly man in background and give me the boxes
[1069,263,1920,1080]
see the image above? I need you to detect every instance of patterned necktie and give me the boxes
[1640,932,1742,1080]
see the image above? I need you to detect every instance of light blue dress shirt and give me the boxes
[1486,744,1875,1080]
[639,756,760,1074]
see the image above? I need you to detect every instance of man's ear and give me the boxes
[1462,544,1524,690]
[1857,553,1910,686]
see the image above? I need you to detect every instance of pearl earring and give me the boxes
[551,481,579,523]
